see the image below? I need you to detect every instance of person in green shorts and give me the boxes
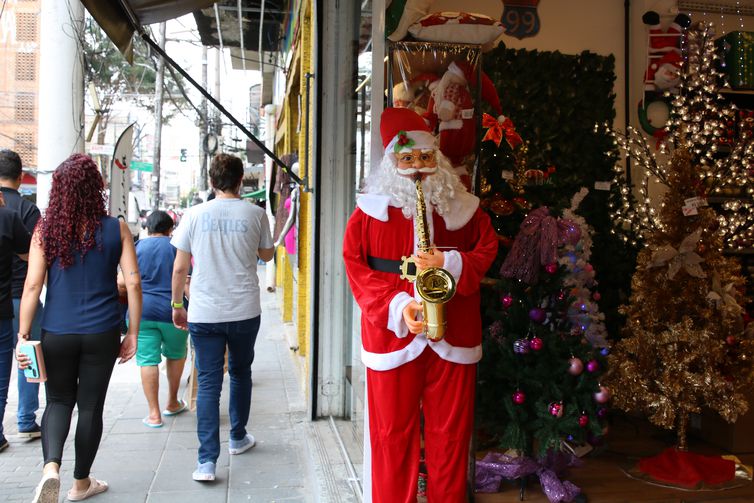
[120,210,189,427]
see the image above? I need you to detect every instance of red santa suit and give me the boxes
[425,60,509,189]
[342,108,499,502]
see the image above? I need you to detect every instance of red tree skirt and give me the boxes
[638,448,735,488]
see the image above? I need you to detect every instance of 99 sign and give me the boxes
[501,1,541,40]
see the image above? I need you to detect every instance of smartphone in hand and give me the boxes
[19,341,46,383]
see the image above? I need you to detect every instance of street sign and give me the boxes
[131,161,153,172]
[87,143,115,155]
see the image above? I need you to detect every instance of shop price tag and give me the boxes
[502,170,514,180]
[682,204,698,216]
[684,196,708,208]
[594,181,611,191]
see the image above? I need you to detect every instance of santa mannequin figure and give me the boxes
[650,51,683,91]
[642,10,690,91]
[343,107,498,502]
[425,60,513,187]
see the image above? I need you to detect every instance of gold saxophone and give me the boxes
[400,177,456,341]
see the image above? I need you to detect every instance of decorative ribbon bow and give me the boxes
[482,113,523,149]
[500,207,581,284]
[707,273,742,313]
[648,229,706,280]
[475,451,582,503]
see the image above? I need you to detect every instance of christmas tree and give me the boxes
[477,190,609,456]
[604,22,754,449]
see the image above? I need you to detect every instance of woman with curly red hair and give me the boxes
[16,153,142,503]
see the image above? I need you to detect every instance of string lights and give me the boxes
[602,22,754,250]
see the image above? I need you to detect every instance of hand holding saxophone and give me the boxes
[413,248,444,271]
[402,300,424,334]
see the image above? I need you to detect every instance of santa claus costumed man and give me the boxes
[424,60,512,188]
[342,107,498,502]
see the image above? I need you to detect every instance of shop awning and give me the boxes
[81,0,303,186]
[241,188,266,200]
[80,0,215,63]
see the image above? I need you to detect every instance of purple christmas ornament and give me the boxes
[529,308,546,324]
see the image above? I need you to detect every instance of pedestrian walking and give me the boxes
[0,149,43,440]
[119,210,188,428]
[17,154,142,503]
[170,153,274,482]
[0,190,31,453]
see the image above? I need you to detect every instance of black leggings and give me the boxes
[41,329,120,480]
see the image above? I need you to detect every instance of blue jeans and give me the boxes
[189,316,260,463]
[0,318,15,442]
[13,298,43,431]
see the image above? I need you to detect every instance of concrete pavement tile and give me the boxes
[228,461,306,489]
[84,468,156,495]
[147,489,229,503]
[99,432,169,450]
[151,465,229,492]
[91,448,164,471]
[230,445,300,467]
[228,487,308,502]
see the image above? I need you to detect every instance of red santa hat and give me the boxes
[445,60,503,118]
[380,107,436,154]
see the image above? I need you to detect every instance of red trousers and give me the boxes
[366,347,476,503]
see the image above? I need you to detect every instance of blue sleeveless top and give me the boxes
[42,216,122,335]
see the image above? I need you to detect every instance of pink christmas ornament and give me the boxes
[592,292,601,301]
[578,414,589,427]
[586,359,600,373]
[529,337,543,351]
[549,402,564,418]
[512,390,526,405]
[545,262,558,275]
[568,357,584,375]
[502,294,514,308]
[594,385,610,404]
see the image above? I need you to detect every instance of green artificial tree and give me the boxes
[478,191,609,456]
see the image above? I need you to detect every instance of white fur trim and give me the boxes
[439,119,463,131]
[361,335,428,371]
[428,339,482,364]
[443,250,463,283]
[385,130,436,155]
[447,61,465,81]
[388,292,414,338]
[356,194,391,222]
[357,189,478,231]
[443,191,479,230]
[363,380,372,503]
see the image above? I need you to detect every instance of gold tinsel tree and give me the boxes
[604,22,754,449]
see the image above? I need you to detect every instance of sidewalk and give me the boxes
[0,267,362,503]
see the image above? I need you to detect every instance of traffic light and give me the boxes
[179,148,187,162]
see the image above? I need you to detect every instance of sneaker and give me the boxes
[0,437,7,452]
[192,461,216,482]
[18,423,42,439]
[228,434,256,455]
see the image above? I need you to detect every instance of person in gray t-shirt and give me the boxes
[170,154,274,482]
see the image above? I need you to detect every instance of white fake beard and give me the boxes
[363,151,468,219]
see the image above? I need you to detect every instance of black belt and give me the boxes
[367,255,416,277]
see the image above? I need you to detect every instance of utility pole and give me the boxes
[214,47,222,150]
[151,22,166,210]
[199,45,209,191]
[37,0,84,211]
